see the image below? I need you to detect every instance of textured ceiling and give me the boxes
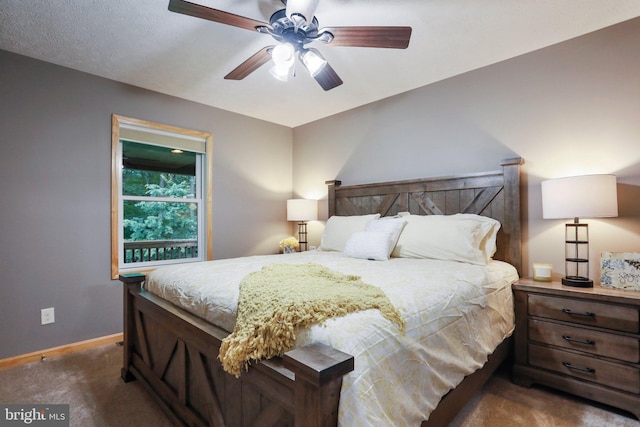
[1,0,639,127]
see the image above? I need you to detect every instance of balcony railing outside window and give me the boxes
[124,239,198,264]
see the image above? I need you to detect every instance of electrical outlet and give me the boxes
[41,307,55,325]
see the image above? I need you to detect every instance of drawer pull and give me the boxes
[562,361,595,374]
[561,308,595,317]
[562,335,595,345]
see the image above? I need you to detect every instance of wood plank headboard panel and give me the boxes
[326,158,524,275]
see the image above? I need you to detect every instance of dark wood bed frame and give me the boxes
[119,157,523,427]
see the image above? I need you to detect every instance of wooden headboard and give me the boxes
[326,158,524,275]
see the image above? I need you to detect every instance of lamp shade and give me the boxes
[287,199,318,221]
[541,174,618,219]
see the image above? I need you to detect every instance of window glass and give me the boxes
[121,140,201,266]
[122,141,197,198]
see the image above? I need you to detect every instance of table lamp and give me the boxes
[287,199,318,251]
[541,174,618,287]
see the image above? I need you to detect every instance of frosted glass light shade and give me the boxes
[301,49,327,76]
[287,199,318,221]
[286,0,319,24]
[272,43,295,66]
[269,64,293,81]
[541,174,618,219]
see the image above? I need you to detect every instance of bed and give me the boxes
[119,157,523,427]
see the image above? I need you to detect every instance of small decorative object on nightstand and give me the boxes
[280,236,299,254]
[541,174,618,288]
[532,263,553,282]
[512,278,640,420]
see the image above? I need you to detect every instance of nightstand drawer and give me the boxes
[529,319,640,363]
[528,294,639,333]
[529,343,640,394]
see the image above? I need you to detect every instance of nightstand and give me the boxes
[512,279,640,420]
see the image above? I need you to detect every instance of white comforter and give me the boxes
[145,251,518,426]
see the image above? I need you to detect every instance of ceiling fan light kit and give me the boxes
[168,0,412,91]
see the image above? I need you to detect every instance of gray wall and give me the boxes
[0,50,293,359]
[293,17,640,282]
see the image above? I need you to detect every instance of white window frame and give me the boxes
[111,115,213,279]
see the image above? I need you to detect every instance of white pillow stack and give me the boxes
[319,213,501,265]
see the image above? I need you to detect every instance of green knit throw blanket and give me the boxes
[218,263,405,377]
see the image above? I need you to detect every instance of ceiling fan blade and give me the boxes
[321,26,412,49]
[224,46,274,80]
[168,0,269,32]
[313,61,343,91]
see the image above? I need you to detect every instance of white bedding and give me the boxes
[145,250,518,426]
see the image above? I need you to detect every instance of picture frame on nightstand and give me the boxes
[601,251,640,291]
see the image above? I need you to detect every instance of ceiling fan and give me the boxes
[168,0,412,91]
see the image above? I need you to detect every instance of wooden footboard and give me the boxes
[120,274,354,427]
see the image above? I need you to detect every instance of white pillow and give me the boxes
[344,231,395,261]
[391,214,501,265]
[365,217,407,252]
[319,214,381,252]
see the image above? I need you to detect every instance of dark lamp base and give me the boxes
[562,276,594,288]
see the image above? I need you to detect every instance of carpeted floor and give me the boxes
[449,364,639,427]
[0,344,173,427]
[0,343,638,426]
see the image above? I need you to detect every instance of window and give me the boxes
[111,115,213,279]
